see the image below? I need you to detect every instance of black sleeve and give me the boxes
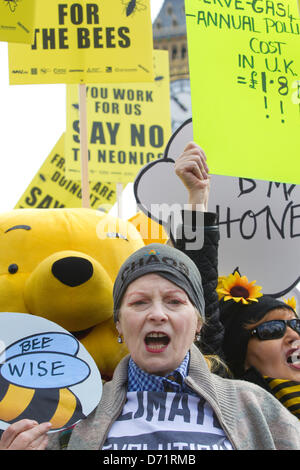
[241,367,272,393]
[170,211,225,359]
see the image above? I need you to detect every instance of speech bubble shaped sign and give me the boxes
[134,119,300,296]
[1,332,79,362]
[0,313,102,432]
[1,352,90,389]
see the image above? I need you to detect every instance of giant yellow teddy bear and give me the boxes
[0,208,147,381]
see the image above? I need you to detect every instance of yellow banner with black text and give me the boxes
[65,50,172,183]
[8,0,154,84]
[15,134,116,210]
[185,0,300,184]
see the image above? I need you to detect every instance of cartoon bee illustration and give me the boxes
[0,374,85,430]
[122,0,147,17]
[3,0,20,13]
[0,332,89,431]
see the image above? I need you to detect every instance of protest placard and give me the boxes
[15,134,116,210]
[65,50,172,183]
[0,313,102,432]
[8,0,154,84]
[0,0,35,44]
[134,118,300,297]
[185,0,300,184]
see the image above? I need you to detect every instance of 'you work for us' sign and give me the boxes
[8,0,154,84]
[185,0,300,185]
[65,50,171,183]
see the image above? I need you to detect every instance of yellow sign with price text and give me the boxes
[185,0,300,184]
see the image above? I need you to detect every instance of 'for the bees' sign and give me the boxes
[8,0,154,84]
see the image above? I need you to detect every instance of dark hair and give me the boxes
[219,295,296,378]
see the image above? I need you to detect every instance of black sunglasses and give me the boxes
[250,319,300,341]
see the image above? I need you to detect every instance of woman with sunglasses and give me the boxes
[173,142,300,419]
[219,295,300,418]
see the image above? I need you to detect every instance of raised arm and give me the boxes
[174,141,210,211]
[171,142,225,361]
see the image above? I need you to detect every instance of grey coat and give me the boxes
[48,344,300,450]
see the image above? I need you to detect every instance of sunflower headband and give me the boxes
[283,296,297,311]
[217,271,297,313]
[217,271,262,305]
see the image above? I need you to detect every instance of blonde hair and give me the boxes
[203,354,232,377]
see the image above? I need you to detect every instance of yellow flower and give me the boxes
[283,296,297,311]
[217,276,227,300]
[217,271,263,304]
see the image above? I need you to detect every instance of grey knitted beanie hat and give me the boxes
[113,243,205,322]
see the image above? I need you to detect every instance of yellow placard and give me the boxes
[185,0,300,185]
[0,0,35,44]
[8,0,154,84]
[15,133,117,210]
[65,50,172,183]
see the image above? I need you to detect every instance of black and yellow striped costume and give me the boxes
[264,377,300,420]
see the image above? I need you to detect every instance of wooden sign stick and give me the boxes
[79,83,90,208]
[116,182,123,219]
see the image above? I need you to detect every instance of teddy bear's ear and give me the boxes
[128,211,168,246]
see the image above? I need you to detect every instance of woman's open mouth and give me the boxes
[286,348,300,369]
[144,332,170,353]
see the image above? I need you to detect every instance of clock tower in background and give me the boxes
[153,0,192,132]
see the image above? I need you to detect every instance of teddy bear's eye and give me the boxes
[8,264,18,274]
[106,232,128,241]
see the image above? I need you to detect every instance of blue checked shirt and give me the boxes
[127,352,197,395]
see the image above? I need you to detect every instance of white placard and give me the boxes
[134,119,300,297]
[0,313,102,433]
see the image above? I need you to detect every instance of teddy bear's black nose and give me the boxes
[51,257,93,287]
